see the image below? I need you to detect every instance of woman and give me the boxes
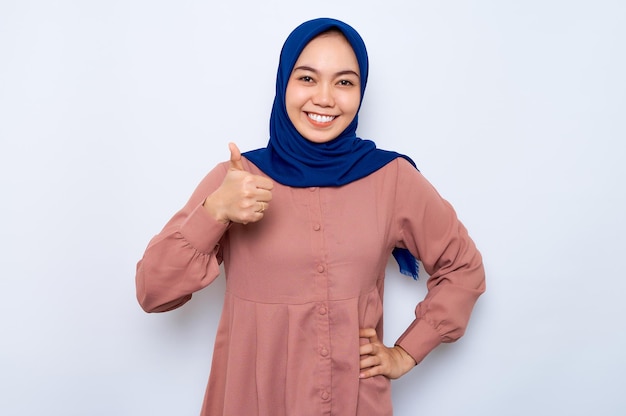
[136,17,485,416]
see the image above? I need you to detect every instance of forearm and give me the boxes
[136,203,229,313]
[395,242,485,364]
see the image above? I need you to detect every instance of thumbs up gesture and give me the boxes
[203,143,274,224]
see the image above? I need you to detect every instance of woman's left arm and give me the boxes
[394,158,486,366]
[359,159,486,379]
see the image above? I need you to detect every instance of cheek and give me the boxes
[339,93,361,117]
[285,88,305,127]
[285,83,307,108]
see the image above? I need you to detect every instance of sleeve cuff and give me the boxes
[179,203,230,253]
[395,318,443,365]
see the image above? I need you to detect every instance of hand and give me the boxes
[203,142,274,224]
[359,328,416,380]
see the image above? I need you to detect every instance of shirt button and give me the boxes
[317,265,325,273]
[320,347,329,357]
[318,306,327,315]
[321,390,330,401]
[309,187,318,192]
[313,223,321,231]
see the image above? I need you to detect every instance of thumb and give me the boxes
[360,328,378,341]
[228,142,245,171]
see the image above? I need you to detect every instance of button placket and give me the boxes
[308,187,332,410]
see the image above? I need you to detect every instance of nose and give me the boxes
[312,83,334,107]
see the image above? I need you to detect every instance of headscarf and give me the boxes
[244,17,419,279]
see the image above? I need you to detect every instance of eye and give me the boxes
[337,79,354,86]
[299,75,314,83]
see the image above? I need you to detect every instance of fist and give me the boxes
[203,143,274,224]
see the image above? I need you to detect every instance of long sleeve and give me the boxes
[136,162,230,313]
[392,159,486,364]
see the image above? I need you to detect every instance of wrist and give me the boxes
[394,345,417,372]
[203,194,230,224]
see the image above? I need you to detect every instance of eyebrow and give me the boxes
[292,65,360,79]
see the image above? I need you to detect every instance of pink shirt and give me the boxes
[136,157,485,415]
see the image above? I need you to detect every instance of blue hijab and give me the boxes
[244,17,419,279]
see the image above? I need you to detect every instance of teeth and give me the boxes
[308,113,335,123]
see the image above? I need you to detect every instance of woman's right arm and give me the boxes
[135,163,230,313]
[136,143,275,313]
[136,144,274,313]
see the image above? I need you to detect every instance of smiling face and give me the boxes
[285,31,361,144]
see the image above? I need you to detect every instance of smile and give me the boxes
[307,112,337,123]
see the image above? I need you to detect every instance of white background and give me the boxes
[1,1,625,415]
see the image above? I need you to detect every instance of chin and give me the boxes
[300,129,339,144]
[305,136,334,144]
